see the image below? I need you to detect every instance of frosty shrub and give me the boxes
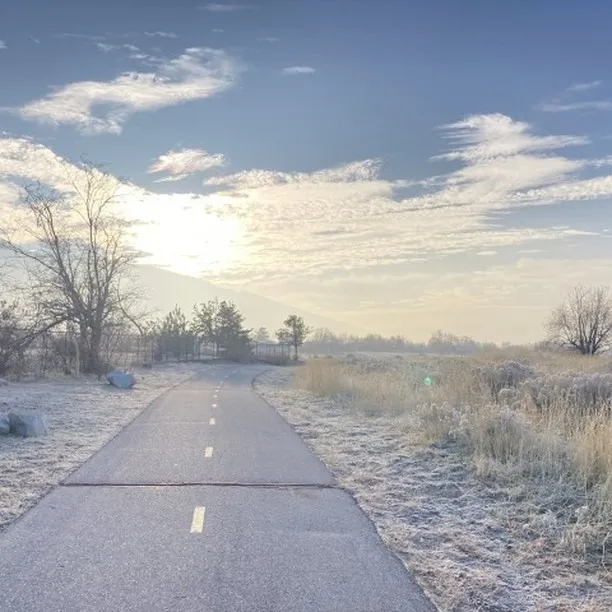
[522,372,612,414]
[474,360,537,399]
[497,386,520,406]
[471,406,534,465]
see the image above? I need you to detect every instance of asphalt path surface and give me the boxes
[0,363,435,611]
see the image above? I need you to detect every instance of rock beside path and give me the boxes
[8,412,49,437]
[0,414,10,435]
[107,371,137,389]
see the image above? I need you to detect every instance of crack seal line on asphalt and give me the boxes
[61,481,340,489]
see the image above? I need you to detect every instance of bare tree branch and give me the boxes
[547,285,612,355]
[0,160,145,375]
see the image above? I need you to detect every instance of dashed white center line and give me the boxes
[190,507,206,534]
[209,418,216,425]
[212,403,218,408]
[204,446,214,458]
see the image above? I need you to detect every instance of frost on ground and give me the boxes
[256,367,612,612]
[0,363,202,530]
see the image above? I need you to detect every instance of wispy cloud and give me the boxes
[200,3,251,11]
[94,42,140,53]
[57,31,175,43]
[15,47,241,135]
[201,113,609,292]
[260,36,279,43]
[567,80,602,93]
[148,148,227,181]
[55,32,108,41]
[434,113,586,161]
[94,41,141,53]
[144,31,177,38]
[0,136,82,199]
[0,40,6,50]
[281,66,315,75]
[95,42,118,52]
[206,159,380,190]
[128,52,161,64]
[538,79,610,112]
[538,100,612,113]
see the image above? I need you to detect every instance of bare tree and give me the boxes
[547,285,612,355]
[0,161,142,375]
[0,300,27,376]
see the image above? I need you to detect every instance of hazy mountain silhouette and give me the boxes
[136,265,366,335]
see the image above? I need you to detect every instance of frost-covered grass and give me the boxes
[0,362,202,531]
[256,352,612,612]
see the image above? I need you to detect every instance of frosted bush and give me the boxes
[473,406,534,465]
[497,386,520,406]
[522,372,612,414]
[475,360,537,398]
[417,401,465,441]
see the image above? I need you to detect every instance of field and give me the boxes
[256,350,612,612]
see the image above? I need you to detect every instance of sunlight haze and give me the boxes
[2,0,612,343]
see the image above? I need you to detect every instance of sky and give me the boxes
[1,0,612,342]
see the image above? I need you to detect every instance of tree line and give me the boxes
[302,286,612,357]
[0,159,610,378]
[149,303,311,362]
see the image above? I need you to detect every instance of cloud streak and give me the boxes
[200,3,251,11]
[538,100,612,112]
[538,79,611,112]
[95,42,140,53]
[15,47,241,134]
[144,31,177,38]
[148,148,227,181]
[281,66,315,75]
[0,40,6,50]
[567,80,602,93]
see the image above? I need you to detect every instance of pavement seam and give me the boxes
[60,481,341,489]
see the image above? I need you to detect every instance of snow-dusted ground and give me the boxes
[0,362,203,531]
[256,368,612,612]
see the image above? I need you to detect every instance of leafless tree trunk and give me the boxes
[547,285,612,355]
[0,160,144,375]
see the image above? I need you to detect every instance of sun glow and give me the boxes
[120,192,244,278]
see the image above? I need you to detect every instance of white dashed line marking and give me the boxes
[204,446,214,458]
[209,418,216,425]
[190,507,206,534]
[212,403,217,408]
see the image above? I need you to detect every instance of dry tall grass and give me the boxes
[294,352,612,564]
